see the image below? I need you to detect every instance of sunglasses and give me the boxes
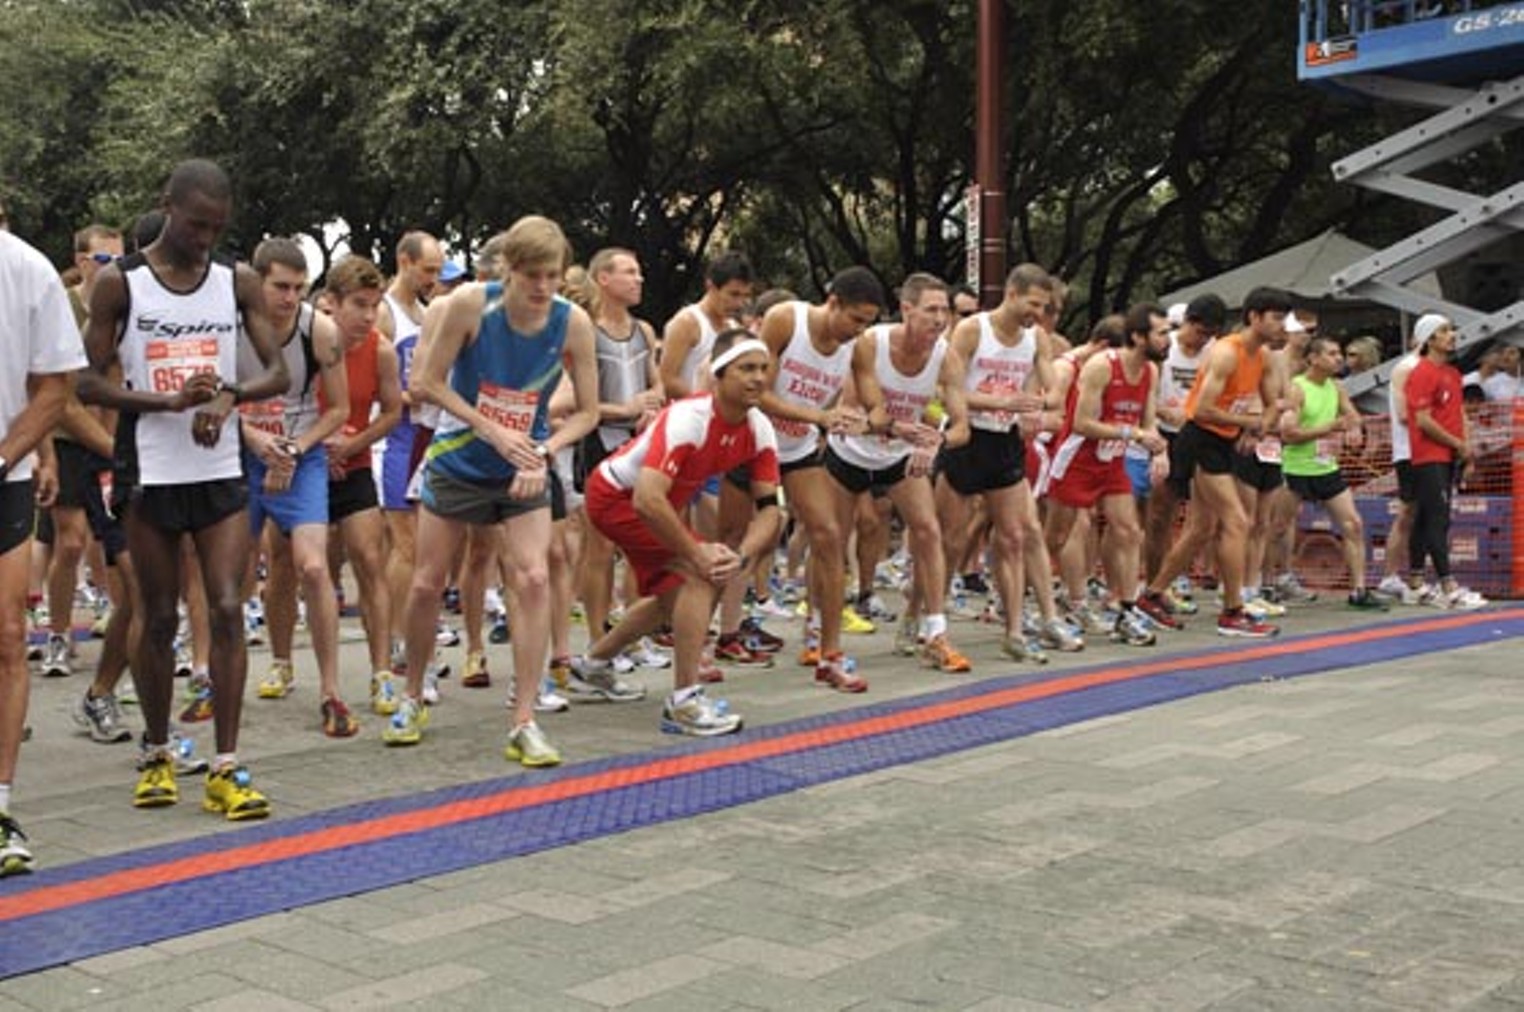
[88,252,117,265]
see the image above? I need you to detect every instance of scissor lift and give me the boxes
[1299,0,1524,403]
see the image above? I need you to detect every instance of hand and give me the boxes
[696,541,740,585]
[485,421,543,471]
[824,405,869,436]
[906,444,938,478]
[191,401,232,448]
[167,372,221,412]
[262,458,294,494]
[1344,419,1365,449]
[1006,391,1045,415]
[630,390,664,416]
[33,461,58,508]
[1149,453,1171,488]
[1460,456,1476,488]
[900,421,942,449]
[1137,429,1167,455]
[635,408,658,433]
[508,464,547,501]
[1016,410,1044,436]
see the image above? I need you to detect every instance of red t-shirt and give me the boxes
[599,393,781,504]
[1405,358,1463,465]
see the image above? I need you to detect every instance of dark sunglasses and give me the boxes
[88,252,117,265]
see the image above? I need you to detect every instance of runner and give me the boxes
[238,238,355,734]
[78,158,290,818]
[1278,335,1389,611]
[395,215,600,765]
[823,273,973,673]
[1135,286,1290,638]
[578,328,782,735]
[1044,304,1170,646]
[0,228,87,874]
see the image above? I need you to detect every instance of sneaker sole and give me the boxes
[203,799,270,821]
[505,748,562,767]
[133,793,178,808]
[660,717,744,737]
[1216,627,1280,639]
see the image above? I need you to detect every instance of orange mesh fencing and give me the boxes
[1293,401,1519,597]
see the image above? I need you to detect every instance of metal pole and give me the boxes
[976,0,1007,308]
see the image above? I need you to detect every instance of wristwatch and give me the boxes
[215,380,243,403]
[533,443,550,461]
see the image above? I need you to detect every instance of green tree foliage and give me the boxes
[0,0,1489,326]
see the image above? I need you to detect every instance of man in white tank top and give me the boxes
[822,273,975,673]
[937,263,1082,663]
[758,266,884,692]
[239,238,353,734]
[1377,329,1426,601]
[78,159,290,821]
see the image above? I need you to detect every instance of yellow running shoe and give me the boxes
[382,696,428,746]
[134,755,178,808]
[203,765,271,821]
[841,606,875,635]
[370,671,400,715]
[257,659,295,699]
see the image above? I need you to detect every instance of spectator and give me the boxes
[1345,336,1382,375]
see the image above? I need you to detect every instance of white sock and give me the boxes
[922,613,948,640]
[214,753,236,772]
[671,684,702,705]
[0,783,11,812]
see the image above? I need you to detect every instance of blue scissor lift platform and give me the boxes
[1299,0,1524,404]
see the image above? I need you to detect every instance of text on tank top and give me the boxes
[238,303,321,440]
[771,301,854,463]
[118,253,243,485]
[1184,332,1265,439]
[1157,332,1211,433]
[427,287,570,483]
[965,312,1037,433]
[829,326,946,469]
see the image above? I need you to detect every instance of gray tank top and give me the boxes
[595,319,653,449]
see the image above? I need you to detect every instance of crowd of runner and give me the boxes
[0,158,1491,876]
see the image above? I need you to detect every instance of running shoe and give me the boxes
[893,619,921,657]
[1110,608,1158,647]
[1171,575,1196,601]
[1135,590,1184,631]
[179,676,214,723]
[73,691,132,744]
[737,617,784,653]
[422,660,445,705]
[257,659,295,699]
[370,671,401,715]
[661,687,743,737]
[534,675,570,713]
[624,637,672,669]
[489,613,510,644]
[1069,605,1114,638]
[1443,585,1489,611]
[436,621,461,647]
[1274,572,1319,604]
[203,764,271,821]
[652,627,675,649]
[1001,634,1049,665]
[921,634,972,673]
[504,721,562,767]
[1216,609,1279,639]
[840,606,875,635]
[137,732,210,776]
[90,607,111,639]
[41,634,71,679]
[960,572,991,596]
[1163,586,1199,615]
[814,653,868,693]
[1404,581,1439,606]
[715,633,774,668]
[382,696,428,746]
[321,697,359,738]
[0,813,32,877]
[697,654,725,684]
[565,656,646,702]
[173,640,193,680]
[1038,618,1084,653]
[1347,588,1391,612]
[462,650,491,689]
[442,586,462,614]
[133,754,178,808]
[857,593,898,623]
[1242,593,1286,619]
[749,596,795,621]
[1376,574,1409,601]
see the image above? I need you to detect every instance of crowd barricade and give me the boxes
[1293,401,1521,598]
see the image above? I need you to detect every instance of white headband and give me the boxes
[709,338,770,375]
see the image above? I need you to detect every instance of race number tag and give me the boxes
[1314,436,1340,468]
[974,376,1020,429]
[1255,435,1283,464]
[145,338,219,393]
[240,399,286,436]
[1096,439,1126,462]
[774,417,814,439]
[477,382,538,433]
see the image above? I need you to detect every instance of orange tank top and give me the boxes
[1184,332,1264,439]
[321,329,381,474]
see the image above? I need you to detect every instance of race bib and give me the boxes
[1096,438,1126,462]
[477,381,538,433]
[974,376,1020,429]
[1255,435,1283,464]
[1314,436,1340,468]
[145,338,218,394]
[240,399,286,436]
[774,417,814,439]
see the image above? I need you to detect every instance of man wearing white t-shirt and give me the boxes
[0,230,90,875]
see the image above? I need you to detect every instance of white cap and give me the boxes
[1286,312,1307,334]
[1412,313,1450,350]
[1166,303,1187,327]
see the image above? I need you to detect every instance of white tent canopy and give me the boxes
[1161,229,1443,307]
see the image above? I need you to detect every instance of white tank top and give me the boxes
[829,325,945,469]
[964,312,1036,433]
[119,255,242,485]
[771,302,853,464]
[1157,332,1213,434]
[677,303,721,393]
[237,303,321,440]
[1389,352,1419,462]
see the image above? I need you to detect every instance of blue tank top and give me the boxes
[427,286,570,483]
